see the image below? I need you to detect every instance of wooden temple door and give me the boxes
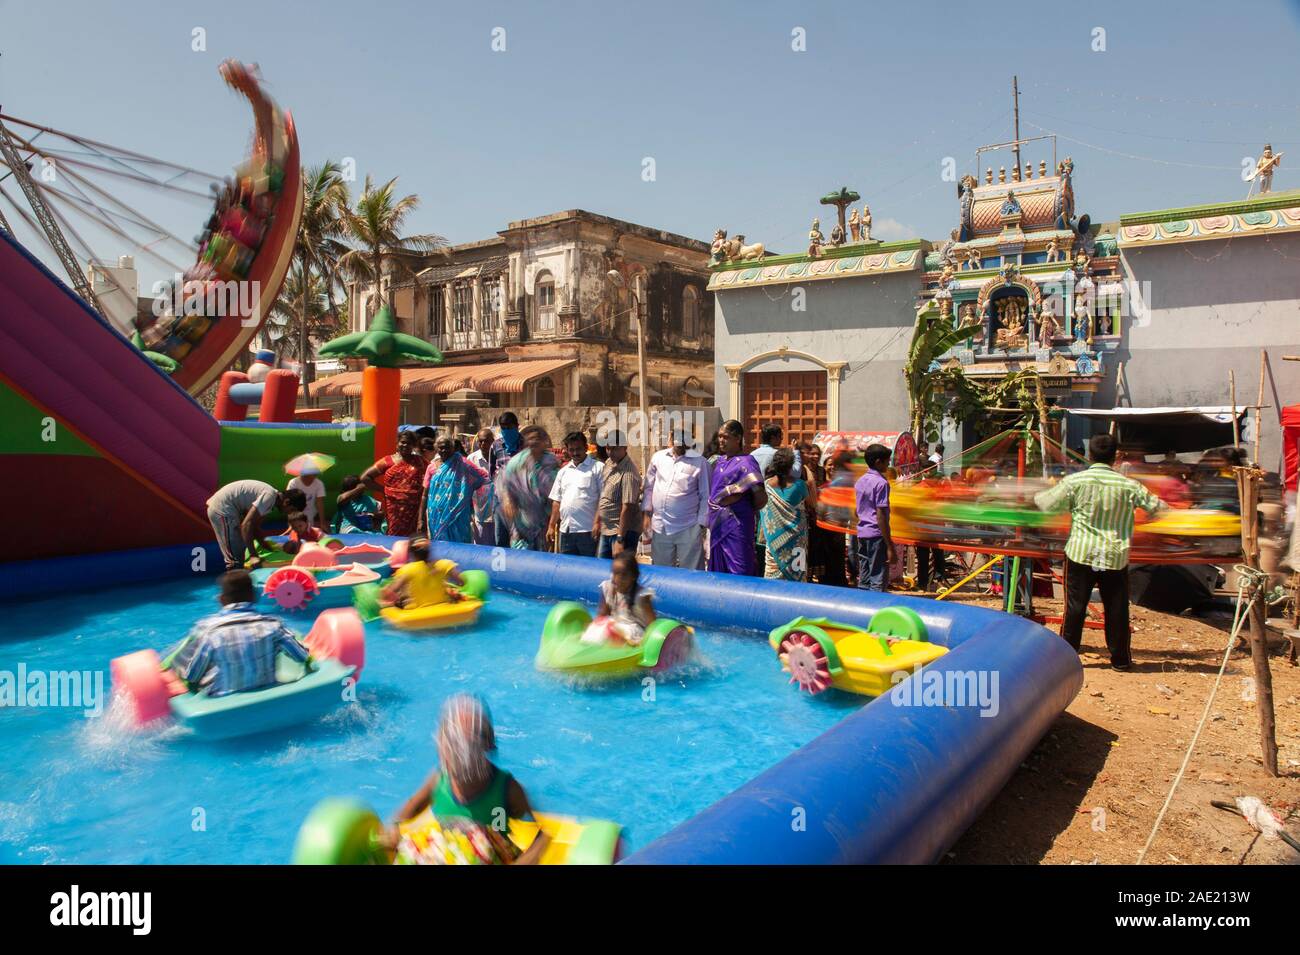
[742,370,828,449]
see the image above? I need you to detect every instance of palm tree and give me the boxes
[282,161,351,403]
[338,175,446,321]
[903,301,981,442]
[268,265,340,367]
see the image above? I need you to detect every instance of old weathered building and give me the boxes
[316,210,715,442]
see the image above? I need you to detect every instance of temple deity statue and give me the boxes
[1073,268,1095,344]
[958,174,978,241]
[710,228,729,266]
[995,298,1027,350]
[1074,296,1093,344]
[829,222,845,247]
[860,206,872,242]
[848,207,861,242]
[1054,156,1076,228]
[1046,238,1060,263]
[1254,144,1282,195]
[808,218,824,258]
[999,190,1022,217]
[1037,307,1059,349]
[965,248,981,271]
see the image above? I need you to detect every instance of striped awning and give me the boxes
[310,358,575,398]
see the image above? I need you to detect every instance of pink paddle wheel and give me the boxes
[263,566,319,611]
[778,630,833,694]
[650,626,693,671]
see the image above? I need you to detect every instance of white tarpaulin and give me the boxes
[1066,406,1245,425]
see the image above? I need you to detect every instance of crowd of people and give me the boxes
[202,413,1182,680]
[201,413,853,586]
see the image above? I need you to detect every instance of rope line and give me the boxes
[1136,564,1268,864]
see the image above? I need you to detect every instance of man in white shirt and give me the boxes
[547,431,602,557]
[749,423,802,477]
[928,444,945,475]
[642,431,711,570]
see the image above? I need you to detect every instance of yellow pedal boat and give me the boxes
[769,606,948,696]
[292,798,623,865]
[379,597,483,631]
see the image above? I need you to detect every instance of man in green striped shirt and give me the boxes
[1034,433,1164,670]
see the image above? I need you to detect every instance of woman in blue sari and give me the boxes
[419,435,490,544]
[708,420,767,575]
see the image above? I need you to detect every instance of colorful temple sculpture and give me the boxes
[919,145,1120,409]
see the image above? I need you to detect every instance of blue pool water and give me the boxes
[0,578,861,863]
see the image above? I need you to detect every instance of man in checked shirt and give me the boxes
[166,570,311,696]
[1034,433,1164,671]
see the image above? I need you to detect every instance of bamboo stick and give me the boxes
[1254,350,1266,465]
[1235,465,1279,776]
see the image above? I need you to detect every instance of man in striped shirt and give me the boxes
[1034,433,1163,671]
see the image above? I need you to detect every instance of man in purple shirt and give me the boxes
[853,443,896,591]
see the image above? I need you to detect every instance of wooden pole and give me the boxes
[1254,349,1266,465]
[1235,465,1279,776]
[1230,369,1239,449]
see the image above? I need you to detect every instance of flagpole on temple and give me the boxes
[1012,76,1022,177]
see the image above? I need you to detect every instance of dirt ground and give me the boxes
[927,592,1300,865]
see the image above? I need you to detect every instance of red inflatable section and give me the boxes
[213,371,250,420]
[1283,404,1300,492]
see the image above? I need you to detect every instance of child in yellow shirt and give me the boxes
[382,538,466,609]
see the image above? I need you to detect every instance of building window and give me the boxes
[429,285,445,337]
[534,271,556,332]
[453,284,473,332]
[682,285,700,340]
[481,281,500,327]
[682,376,710,407]
[535,376,556,407]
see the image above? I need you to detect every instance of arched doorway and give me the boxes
[535,376,556,407]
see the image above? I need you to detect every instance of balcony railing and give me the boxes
[433,324,503,353]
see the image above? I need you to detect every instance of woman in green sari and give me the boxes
[760,447,818,581]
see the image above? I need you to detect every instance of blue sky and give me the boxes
[3,0,1299,286]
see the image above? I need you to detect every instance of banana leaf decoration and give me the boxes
[317,305,443,368]
[132,330,179,373]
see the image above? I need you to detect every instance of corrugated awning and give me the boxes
[436,358,574,395]
[310,358,575,398]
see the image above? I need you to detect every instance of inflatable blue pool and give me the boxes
[0,536,1081,864]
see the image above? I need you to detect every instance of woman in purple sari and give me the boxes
[708,419,768,575]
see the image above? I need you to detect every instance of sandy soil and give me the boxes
[925,592,1300,864]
